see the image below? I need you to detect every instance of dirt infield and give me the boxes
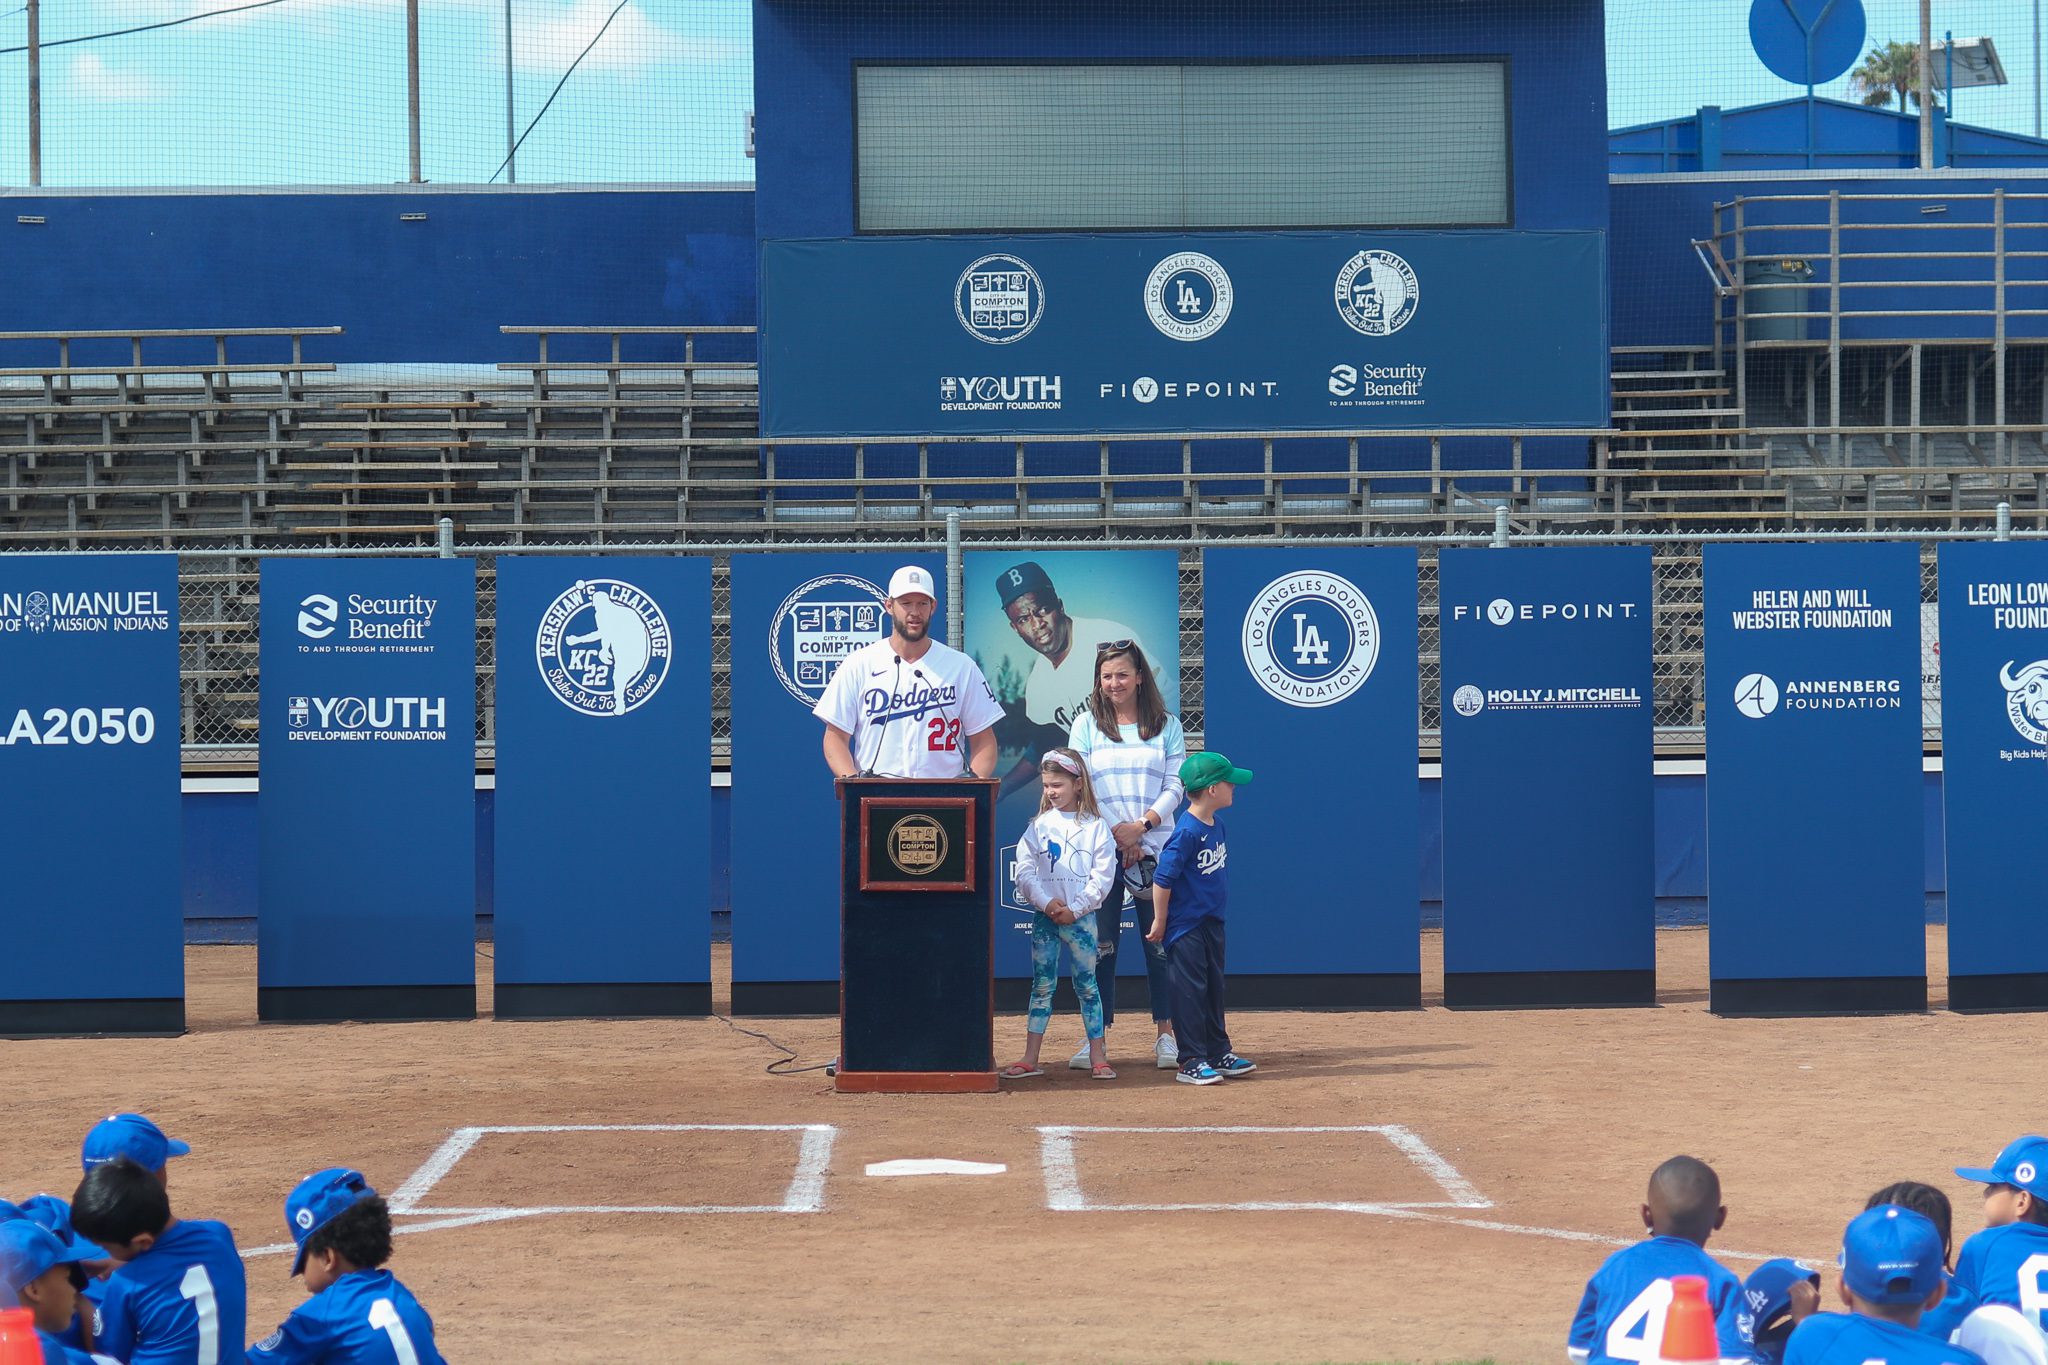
[0,927,2028,1364]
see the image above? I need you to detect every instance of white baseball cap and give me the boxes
[887,566,936,601]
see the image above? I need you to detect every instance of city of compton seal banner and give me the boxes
[1240,570,1381,708]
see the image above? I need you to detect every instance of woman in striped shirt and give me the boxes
[1066,640,1187,1071]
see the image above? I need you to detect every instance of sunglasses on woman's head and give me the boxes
[1094,639,1136,653]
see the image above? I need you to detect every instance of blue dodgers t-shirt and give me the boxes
[1785,1311,1986,1365]
[1920,1278,1976,1341]
[1955,1221,2048,1329]
[248,1269,446,1365]
[1567,1236,1746,1365]
[1153,811,1227,946]
[96,1219,248,1365]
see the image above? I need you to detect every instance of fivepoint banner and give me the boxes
[760,232,1608,437]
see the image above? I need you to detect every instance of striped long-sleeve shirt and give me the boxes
[1067,711,1187,860]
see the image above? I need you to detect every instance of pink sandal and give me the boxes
[1000,1063,1045,1079]
[1091,1062,1117,1080]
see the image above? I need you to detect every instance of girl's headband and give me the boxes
[1039,750,1083,776]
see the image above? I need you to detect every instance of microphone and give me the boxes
[857,653,903,777]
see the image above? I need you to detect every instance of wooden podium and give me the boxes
[834,776,997,1094]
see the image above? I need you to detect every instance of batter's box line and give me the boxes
[383,1123,837,1220]
[1038,1124,1492,1214]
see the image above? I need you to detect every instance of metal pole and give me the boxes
[502,0,516,184]
[1998,501,2014,541]
[406,0,423,183]
[437,517,455,557]
[945,510,963,646]
[1491,505,1510,548]
[1919,0,1935,170]
[26,0,39,187]
[2036,0,2042,139]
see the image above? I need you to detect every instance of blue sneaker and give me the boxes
[1176,1061,1222,1086]
[1215,1053,1257,1077]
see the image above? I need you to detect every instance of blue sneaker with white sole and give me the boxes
[1215,1053,1257,1077]
[1176,1061,1223,1086]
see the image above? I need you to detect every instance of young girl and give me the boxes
[1003,748,1118,1081]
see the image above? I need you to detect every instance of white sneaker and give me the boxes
[1154,1034,1179,1070]
[1068,1043,1093,1070]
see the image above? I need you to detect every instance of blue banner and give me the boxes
[1439,547,1656,1005]
[1704,543,1925,1013]
[0,555,183,1035]
[760,232,1608,437]
[1200,547,1420,1004]
[493,558,711,1016]
[964,549,1182,995]
[258,558,477,1021]
[727,552,945,1014]
[1937,542,2048,1009]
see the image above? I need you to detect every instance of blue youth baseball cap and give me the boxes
[1742,1258,1821,1360]
[1841,1204,1946,1306]
[285,1168,377,1275]
[16,1196,105,1261]
[0,1219,93,1299]
[1955,1135,2048,1196]
[80,1114,190,1173]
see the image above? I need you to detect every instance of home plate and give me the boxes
[864,1159,1007,1178]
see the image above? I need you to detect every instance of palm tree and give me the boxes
[1849,41,1925,111]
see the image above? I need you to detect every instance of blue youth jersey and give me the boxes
[1954,1221,2048,1329]
[1568,1236,1747,1365]
[56,1279,110,1351]
[96,1219,249,1365]
[247,1270,445,1365]
[1784,1312,1985,1365]
[38,1329,114,1365]
[1919,1278,1976,1342]
[1153,811,1226,946]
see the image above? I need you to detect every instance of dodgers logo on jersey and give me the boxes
[2000,659,2048,745]
[1335,249,1420,337]
[770,573,889,706]
[534,578,672,718]
[1240,571,1380,708]
[1144,252,1234,342]
[954,254,1045,344]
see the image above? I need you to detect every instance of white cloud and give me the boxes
[511,0,744,77]
[68,51,169,101]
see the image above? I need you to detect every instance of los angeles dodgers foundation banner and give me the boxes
[760,232,1607,438]
[0,554,183,1035]
[1202,547,1420,1006]
[1937,542,2048,1010]
[1704,542,1925,1014]
[493,558,711,1018]
[1440,547,1655,1007]
[728,552,945,1014]
[259,557,477,1022]
[963,549,1182,1001]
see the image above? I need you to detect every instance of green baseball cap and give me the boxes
[1180,751,1253,791]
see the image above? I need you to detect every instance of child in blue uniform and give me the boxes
[70,1156,248,1365]
[80,1115,190,1185]
[1147,750,1255,1086]
[1736,1258,1822,1364]
[1567,1155,1748,1364]
[1952,1135,2048,1332]
[1784,1205,1986,1365]
[1866,1182,1976,1341]
[0,1218,114,1365]
[247,1169,444,1365]
[16,1196,111,1356]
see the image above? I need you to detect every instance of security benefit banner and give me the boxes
[965,550,1181,1005]
[727,553,945,1014]
[1937,542,2048,1010]
[258,559,477,1022]
[1704,543,1925,1014]
[494,559,711,1018]
[1439,547,1655,1007]
[1201,548,1420,1006]
[0,555,182,1035]
[759,232,1608,438]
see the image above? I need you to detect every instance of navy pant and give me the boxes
[1097,880,1175,1030]
[1165,916,1230,1068]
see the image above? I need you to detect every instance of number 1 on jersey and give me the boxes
[180,1265,221,1365]
[370,1298,423,1365]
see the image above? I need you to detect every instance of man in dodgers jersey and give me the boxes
[70,1157,247,1365]
[1568,1156,1748,1364]
[1953,1135,2048,1331]
[248,1169,444,1365]
[816,565,1002,780]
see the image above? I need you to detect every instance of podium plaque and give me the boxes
[836,777,997,1093]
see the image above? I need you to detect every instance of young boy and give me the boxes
[70,1156,247,1365]
[1952,1135,2048,1332]
[1567,1155,1748,1364]
[1783,1205,1986,1365]
[17,1195,112,1355]
[1737,1258,1823,1364]
[0,1218,115,1365]
[1867,1181,1977,1341]
[246,1168,444,1365]
[80,1115,190,1184]
[1147,750,1254,1087]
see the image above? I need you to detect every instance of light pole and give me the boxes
[1919,0,1934,169]
[26,0,39,186]
[503,0,516,183]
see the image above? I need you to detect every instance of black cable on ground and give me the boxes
[713,1013,835,1076]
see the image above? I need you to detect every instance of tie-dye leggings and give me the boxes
[1027,909,1105,1040]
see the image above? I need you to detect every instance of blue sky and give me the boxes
[0,0,2041,186]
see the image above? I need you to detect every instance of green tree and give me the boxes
[1849,41,1927,111]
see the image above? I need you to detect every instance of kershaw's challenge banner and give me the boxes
[1937,542,2048,1009]
[493,558,712,1017]
[259,558,477,1021]
[1439,547,1656,1007]
[1704,543,1925,1014]
[760,232,1608,438]
[1201,547,1421,1006]
[0,555,183,1034]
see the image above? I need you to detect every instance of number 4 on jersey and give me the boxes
[1606,1279,1674,1363]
